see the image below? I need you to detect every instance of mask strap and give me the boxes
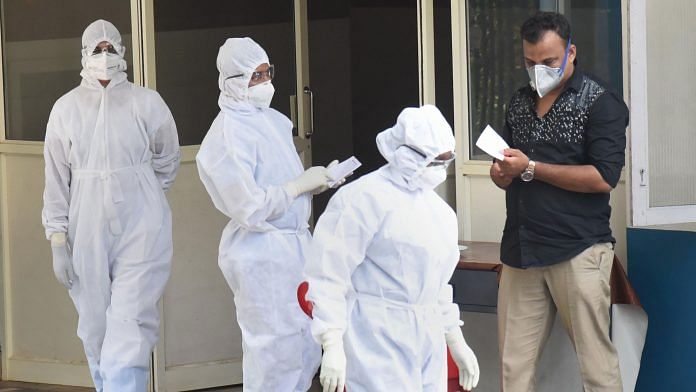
[225,73,244,81]
[399,144,427,159]
[558,37,572,75]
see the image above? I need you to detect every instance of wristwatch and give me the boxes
[521,160,536,182]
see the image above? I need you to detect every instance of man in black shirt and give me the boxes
[490,12,627,392]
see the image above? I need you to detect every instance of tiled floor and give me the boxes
[0,381,93,391]
[0,379,322,392]
[200,380,321,392]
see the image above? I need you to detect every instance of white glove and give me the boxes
[283,166,330,198]
[50,233,76,289]
[446,328,480,391]
[319,330,346,392]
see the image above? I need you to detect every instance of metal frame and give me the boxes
[419,0,435,106]
[452,0,475,239]
[628,0,696,226]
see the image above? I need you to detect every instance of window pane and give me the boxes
[435,0,454,129]
[1,0,132,141]
[466,0,624,160]
[568,0,623,95]
[646,0,696,207]
[308,0,419,177]
[154,0,295,146]
[307,0,420,219]
[466,0,540,160]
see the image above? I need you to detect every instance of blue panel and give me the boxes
[627,228,696,391]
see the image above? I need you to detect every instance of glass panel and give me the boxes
[307,0,419,218]
[434,0,454,129]
[1,0,133,141]
[567,0,623,95]
[646,0,696,207]
[154,0,296,146]
[466,0,540,160]
[466,0,624,160]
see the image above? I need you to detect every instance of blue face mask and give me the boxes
[526,38,572,98]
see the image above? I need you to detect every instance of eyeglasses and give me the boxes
[399,145,455,167]
[251,64,274,81]
[428,153,456,168]
[92,45,118,55]
[226,64,275,83]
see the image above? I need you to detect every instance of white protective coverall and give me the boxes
[306,105,476,391]
[196,37,321,391]
[42,19,180,392]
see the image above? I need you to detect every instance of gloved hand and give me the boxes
[319,330,346,392]
[283,166,330,198]
[445,328,480,391]
[50,232,76,289]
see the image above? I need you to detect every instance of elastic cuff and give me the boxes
[50,232,67,247]
[320,329,344,349]
[445,326,467,347]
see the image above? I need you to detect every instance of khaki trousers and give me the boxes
[498,243,622,392]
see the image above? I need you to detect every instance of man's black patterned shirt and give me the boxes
[500,69,629,268]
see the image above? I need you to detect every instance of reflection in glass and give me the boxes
[307,0,419,219]
[154,0,295,146]
[567,0,623,94]
[1,0,132,141]
[435,0,454,129]
[466,0,623,160]
[467,0,540,160]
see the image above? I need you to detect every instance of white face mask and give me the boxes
[247,81,275,108]
[527,65,563,98]
[526,39,572,98]
[85,52,123,81]
[413,166,447,190]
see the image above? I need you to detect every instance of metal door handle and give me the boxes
[303,86,314,138]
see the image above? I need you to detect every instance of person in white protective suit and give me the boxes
[305,105,481,392]
[42,19,180,392]
[196,37,339,391]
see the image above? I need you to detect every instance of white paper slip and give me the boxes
[328,156,362,186]
[475,125,509,161]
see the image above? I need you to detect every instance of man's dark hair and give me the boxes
[520,12,571,44]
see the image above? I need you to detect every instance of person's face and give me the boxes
[248,63,274,87]
[428,151,455,168]
[522,31,575,76]
[92,41,118,55]
[436,151,454,161]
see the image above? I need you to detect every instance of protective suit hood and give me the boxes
[217,37,270,112]
[376,105,455,190]
[79,19,128,88]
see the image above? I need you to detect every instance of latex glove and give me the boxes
[319,330,346,392]
[445,328,480,391]
[50,233,76,289]
[283,166,330,197]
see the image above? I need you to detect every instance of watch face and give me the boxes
[521,170,534,182]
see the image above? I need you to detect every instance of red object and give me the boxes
[297,281,314,319]
[297,281,464,391]
[447,348,459,379]
[447,348,468,391]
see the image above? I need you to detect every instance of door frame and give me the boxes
[0,0,145,386]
